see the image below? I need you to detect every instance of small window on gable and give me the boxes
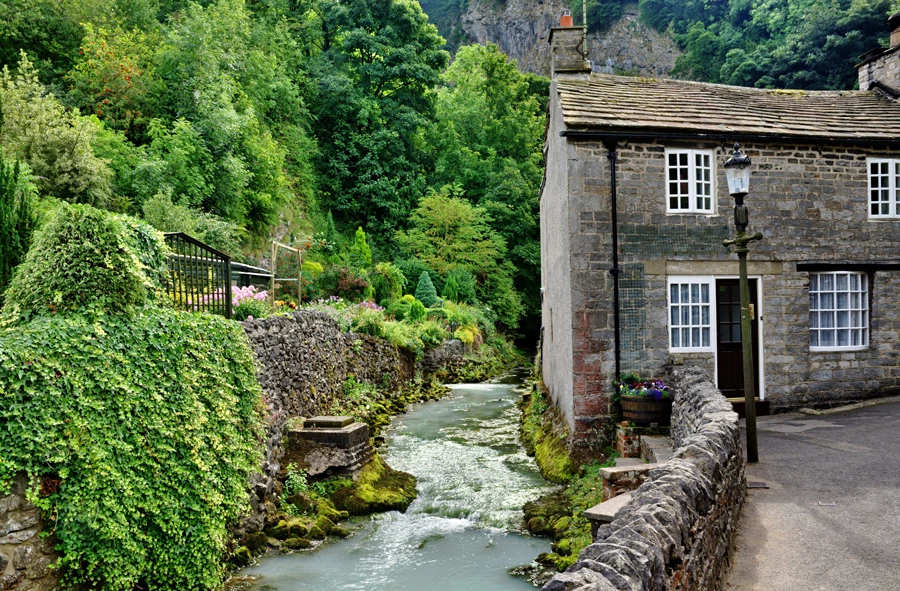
[868,158,900,219]
[666,149,714,214]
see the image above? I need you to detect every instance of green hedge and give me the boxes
[0,310,264,589]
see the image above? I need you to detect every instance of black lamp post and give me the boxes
[723,143,762,463]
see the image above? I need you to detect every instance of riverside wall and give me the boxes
[544,366,745,591]
[0,475,60,591]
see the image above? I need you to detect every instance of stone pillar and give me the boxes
[549,25,592,78]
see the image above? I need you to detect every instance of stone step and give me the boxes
[641,436,674,463]
[304,416,355,429]
[614,457,646,467]
[599,462,660,481]
[584,491,633,540]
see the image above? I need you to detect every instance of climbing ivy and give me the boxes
[0,205,265,590]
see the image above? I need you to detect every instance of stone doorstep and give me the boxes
[584,491,634,540]
[614,457,646,467]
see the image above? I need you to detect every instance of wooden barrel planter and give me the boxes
[621,396,673,427]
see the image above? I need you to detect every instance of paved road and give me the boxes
[725,401,900,591]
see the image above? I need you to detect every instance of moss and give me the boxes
[283,537,313,550]
[266,520,291,541]
[552,516,572,538]
[534,432,577,483]
[330,454,417,516]
[287,521,308,538]
[329,526,352,538]
[229,546,252,567]
[241,532,268,556]
[306,524,327,540]
[519,386,577,483]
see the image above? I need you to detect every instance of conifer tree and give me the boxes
[415,271,438,307]
[0,159,34,304]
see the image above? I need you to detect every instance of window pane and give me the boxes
[701,284,709,303]
[821,274,834,291]
[810,293,819,310]
[690,284,699,302]
[671,284,679,304]
[821,330,835,346]
[682,328,690,345]
[702,327,710,347]
[810,331,819,347]
[702,305,709,325]
[672,306,679,326]
[836,274,848,291]
[681,307,690,325]
[837,329,849,347]
[850,274,859,290]
[672,329,680,348]
[679,153,687,166]
[691,305,700,325]
[809,274,818,291]
[821,312,834,328]
[680,195,688,209]
[692,327,700,346]
[837,311,849,327]
[821,293,834,310]
[681,285,689,302]
[810,312,818,328]
[837,293,849,310]
[851,330,860,347]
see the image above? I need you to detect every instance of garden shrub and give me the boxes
[408,299,426,321]
[1,203,166,323]
[0,158,36,305]
[387,298,413,321]
[419,319,448,348]
[382,320,425,358]
[414,271,439,307]
[446,267,477,304]
[352,307,385,337]
[371,262,405,304]
[441,273,458,302]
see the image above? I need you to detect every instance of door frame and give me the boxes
[712,275,766,401]
[666,274,766,400]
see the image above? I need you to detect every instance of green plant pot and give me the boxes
[621,396,673,427]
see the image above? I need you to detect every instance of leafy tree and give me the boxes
[309,0,449,236]
[446,267,477,304]
[141,192,246,257]
[0,54,114,207]
[0,159,36,303]
[396,188,523,327]
[415,271,439,307]
[426,43,544,321]
[372,261,406,304]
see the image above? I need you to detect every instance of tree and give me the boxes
[0,159,36,303]
[0,54,114,207]
[415,271,438,307]
[309,0,449,236]
[396,187,523,327]
[349,226,373,268]
[441,274,458,302]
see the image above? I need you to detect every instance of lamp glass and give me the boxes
[725,164,750,196]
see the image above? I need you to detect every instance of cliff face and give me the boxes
[452,0,679,77]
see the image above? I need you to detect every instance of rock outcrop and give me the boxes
[454,1,679,77]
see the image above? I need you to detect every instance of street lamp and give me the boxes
[723,143,762,463]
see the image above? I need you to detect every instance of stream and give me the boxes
[239,374,555,590]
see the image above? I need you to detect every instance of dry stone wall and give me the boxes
[0,475,59,591]
[543,366,745,591]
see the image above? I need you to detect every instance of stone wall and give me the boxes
[858,46,900,93]
[543,366,745,591]
[238,311,415,533]
[0,475,59,591]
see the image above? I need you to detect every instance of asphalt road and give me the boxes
[725,401,900,591]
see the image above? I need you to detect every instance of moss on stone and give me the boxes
[287,521,308,538]
[283,537,313,550]
[306,524,327,540]
[330,454,417,516]
[329,526,351,538]
[229,546,252,567]
[241,532,268,556]
[534,432,577,484]
[265,520,291,540]
[519,386,577,484]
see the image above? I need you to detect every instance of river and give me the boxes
[238,375,555,590]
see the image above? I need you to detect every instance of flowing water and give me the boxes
[239,375,555,590]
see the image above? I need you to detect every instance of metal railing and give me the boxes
[163,233,233,319]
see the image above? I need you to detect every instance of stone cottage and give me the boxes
[540,13,900,448]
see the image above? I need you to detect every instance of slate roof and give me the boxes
[556,74,900,142]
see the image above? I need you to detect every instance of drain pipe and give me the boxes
[602,139,622,384]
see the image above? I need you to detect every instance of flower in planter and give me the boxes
[615,373,670,400]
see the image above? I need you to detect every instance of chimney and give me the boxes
[858,12,900,95]
[549,11,592,78]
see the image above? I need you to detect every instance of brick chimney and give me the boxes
[549,11,592,78]
[858,12,900,95]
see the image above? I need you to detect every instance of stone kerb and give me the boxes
[543,366,745,591]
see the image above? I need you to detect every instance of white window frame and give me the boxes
[667,276,715,353]
[665,149,715,214]
[867,158,900,219]
[809,271,869,352]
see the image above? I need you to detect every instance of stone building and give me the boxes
[540,14,900,447]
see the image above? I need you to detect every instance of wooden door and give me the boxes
[716,279,760,399]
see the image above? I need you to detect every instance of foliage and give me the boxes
[441,273,459,302]
[446,267,477,304]
[646,0,897,90]
[414,271,439,307]
[1,203,165,323]
[310,0,450,236]
[615,375,670,400]
[0,159,36,304]
[349,226,373,269]
[0,54,114,208]
[142,192,246,257]
[0,309,265,590]
[372,262,406,305]
[352,307,386,337]
[397,188,522,327]
[569,0,626,33]
[317,267,370,302]
[382,319,425,357]
[418,319,449,347]
[408,299,427,322]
